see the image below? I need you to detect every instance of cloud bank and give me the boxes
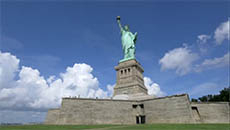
[159,20,229,75]
[197,34,211,44]
[159,45,198,75]
[214,21,229,45]
[195,52,229,72]
[144,77,165,97]
[0,51,110,111]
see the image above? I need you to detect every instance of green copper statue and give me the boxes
[117,16,138,62]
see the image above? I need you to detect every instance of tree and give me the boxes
[219,87,230,102]
[198,96,208,102]
[191,98,198,102]
[192,87,230,102]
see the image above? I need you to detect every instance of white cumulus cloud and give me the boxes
[106,84,115,97]
[144,77,165,97]
[0,51,19,89]
[159,45,199,75]
[0,51,111,110]
[214,20,229,45]
[197,34,211,44]
[195,52,229,72]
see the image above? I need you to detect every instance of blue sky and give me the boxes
[0,0,229,123]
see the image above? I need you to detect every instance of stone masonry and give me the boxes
[113,59,148,96]
[45,94,229,124]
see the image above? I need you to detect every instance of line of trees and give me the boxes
[191,87,230,102]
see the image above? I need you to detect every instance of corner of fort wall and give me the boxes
[44,108,60,124]
[142,94,196,124]
[191,102,230,123]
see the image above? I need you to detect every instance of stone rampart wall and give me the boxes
[143,94,195,123]
[57,98,136,124]
[191,102,229,123]
[45,108,60,124]
[45,95,230,124]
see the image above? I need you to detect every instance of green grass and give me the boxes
[0,124,229,130]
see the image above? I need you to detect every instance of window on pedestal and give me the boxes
[120,68,131,76]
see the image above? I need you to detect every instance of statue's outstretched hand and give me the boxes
[116,16,121,21]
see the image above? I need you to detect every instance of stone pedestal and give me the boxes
[113,59,148,97]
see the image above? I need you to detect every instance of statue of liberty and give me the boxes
[116,16,138,62]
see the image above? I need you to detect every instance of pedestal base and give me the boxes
[113,59,148,97]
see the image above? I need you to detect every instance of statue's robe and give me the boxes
[121,30,137,59]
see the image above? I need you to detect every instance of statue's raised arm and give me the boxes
[116,16,123,32]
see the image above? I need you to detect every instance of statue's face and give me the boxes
[124,25,129,31]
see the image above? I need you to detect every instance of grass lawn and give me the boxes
[0,124,229,130]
